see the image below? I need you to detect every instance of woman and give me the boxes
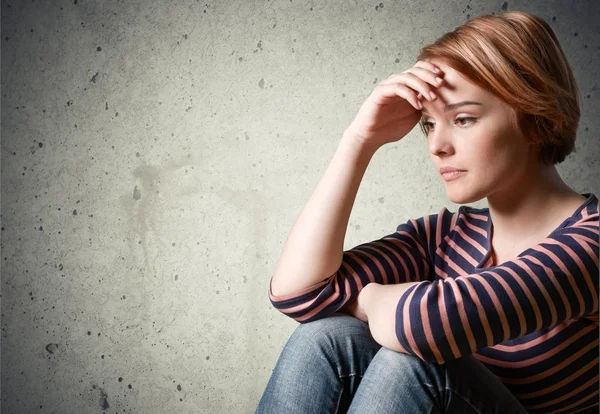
[257,11,598,414]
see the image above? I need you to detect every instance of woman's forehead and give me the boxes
[425,60,494,102]
[428,61,470,87]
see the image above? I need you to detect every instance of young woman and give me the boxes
[257,11,598,414]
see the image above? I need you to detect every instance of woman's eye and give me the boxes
[455,117,477,126]
[421,117,477,135]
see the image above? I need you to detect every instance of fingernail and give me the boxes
[434,67,441,73]
[436,77,443,83]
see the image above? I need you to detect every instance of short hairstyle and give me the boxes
[416,11,581,165]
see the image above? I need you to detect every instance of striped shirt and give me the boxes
[269,193,599,413]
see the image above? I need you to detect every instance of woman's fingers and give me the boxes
[414,59,444,75]
[379,61,444,104]
[394,83,423,110]
[371,81,422,110]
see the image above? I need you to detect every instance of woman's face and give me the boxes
[419,59,536,205]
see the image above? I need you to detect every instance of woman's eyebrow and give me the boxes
[421,100,483,114]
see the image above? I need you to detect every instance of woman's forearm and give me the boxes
[364,282,422,351]
[270,130,379,297]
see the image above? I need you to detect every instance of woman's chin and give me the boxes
[445,186,484,205]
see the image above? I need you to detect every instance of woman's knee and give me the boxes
[368,347,423,371]
[286,312,372,351]
[365,347,444,388]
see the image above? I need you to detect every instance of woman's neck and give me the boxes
[486,163,585,250]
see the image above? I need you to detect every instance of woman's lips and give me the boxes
[441,170,466,181]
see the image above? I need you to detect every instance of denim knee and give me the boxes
[290,312,369,340]
[257,313,375,414]
[362,346,447,391]
[286,312,372,352]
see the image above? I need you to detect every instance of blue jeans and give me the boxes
[256,312,528,413]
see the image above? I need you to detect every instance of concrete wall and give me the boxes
[1,1,598,413]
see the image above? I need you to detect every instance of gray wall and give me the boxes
[1,1,598,413]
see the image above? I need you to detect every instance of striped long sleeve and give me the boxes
[267,193,599,413]
[268,207,458,323]
[394,206,599,366]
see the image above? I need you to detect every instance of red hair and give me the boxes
[417,11,581,165]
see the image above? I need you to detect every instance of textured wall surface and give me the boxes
[1,1,598,413]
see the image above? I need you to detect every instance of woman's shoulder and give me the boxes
[561,192,598,228]
[575,192,598,217]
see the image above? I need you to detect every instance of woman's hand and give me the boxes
[345,60,445,149]
[339,283,378,324]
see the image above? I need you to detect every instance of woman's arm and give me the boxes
[270,129,379,298]
[363,282,422,350]
[269,207,457,323]
[372,216,599,364]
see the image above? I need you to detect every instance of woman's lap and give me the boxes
[256,313,528,414]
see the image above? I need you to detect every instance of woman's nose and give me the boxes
[428,129,455,156]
